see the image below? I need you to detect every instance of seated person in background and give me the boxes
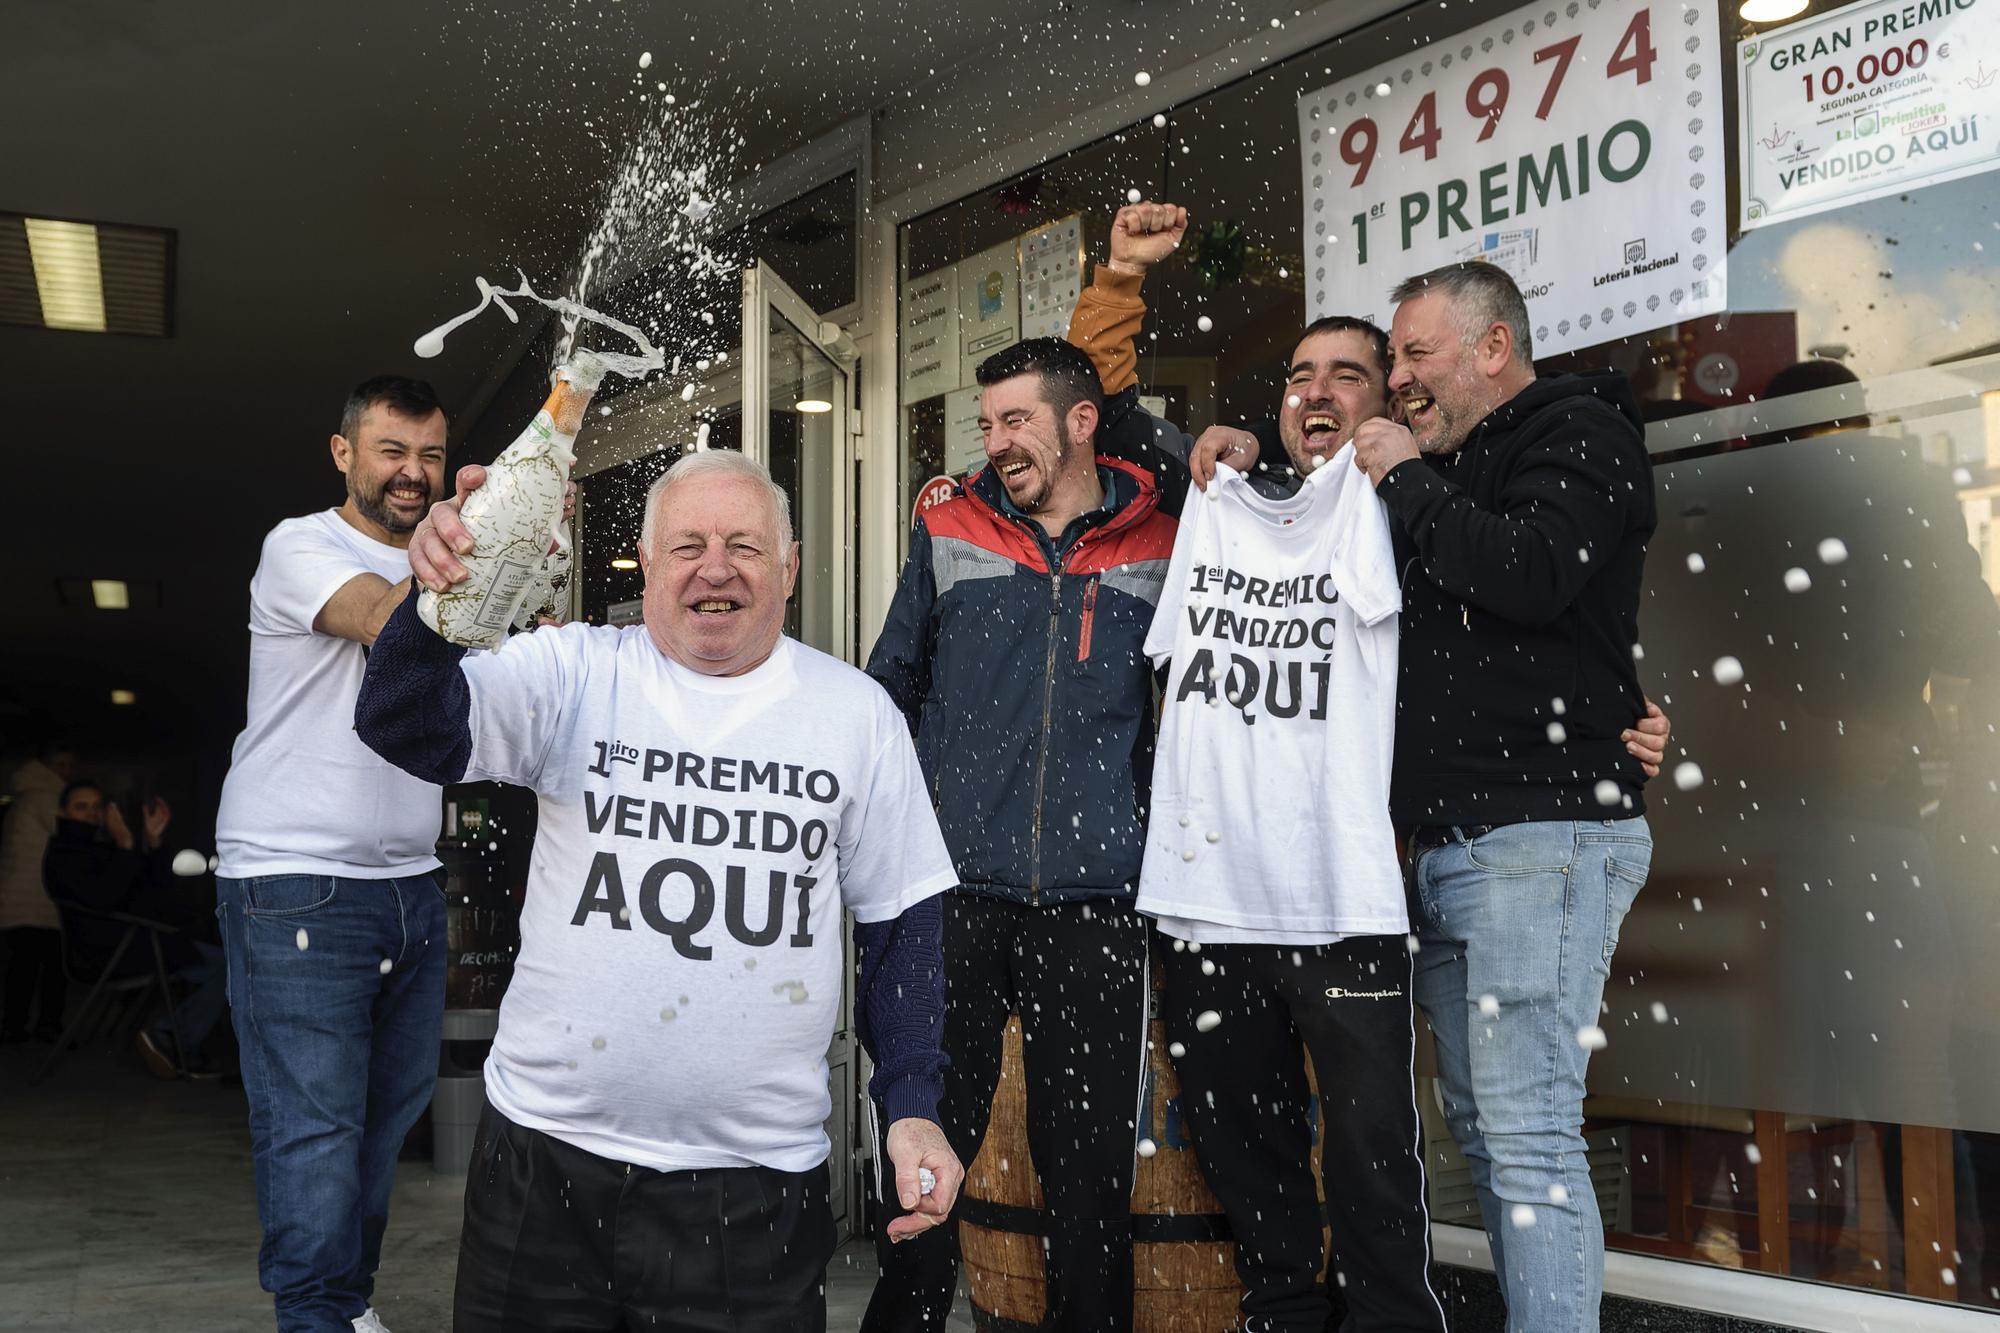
[42,781,228,1078]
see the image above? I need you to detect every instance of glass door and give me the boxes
[740,260,863,1238]
[742,260,857,665]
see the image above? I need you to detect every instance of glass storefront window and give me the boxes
[899,0,2000,1312]
[897,124,1171,520]
[576,174,859,625]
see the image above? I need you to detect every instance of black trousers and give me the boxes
[864,894,1149,1333]
[0,925,64,1036]
[1161,935,1446,1333]
[454,1100,837,1332]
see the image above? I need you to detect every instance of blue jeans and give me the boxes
[1409,817,1651,1333]
[217,873,446,1333]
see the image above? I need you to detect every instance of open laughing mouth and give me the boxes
[690,599,741,616]
[1401,393,1436,423]
[386,484,427,506]
[1301,412,1342,448]
[998,459,1032,481]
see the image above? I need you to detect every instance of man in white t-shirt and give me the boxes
[1076,216,1673,1332]
[360,449,963,1331]
[212,375,451,1333]
[1136,317,1450,1332]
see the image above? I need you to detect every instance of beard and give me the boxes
[1402,381,1467,456]
[1414,410,1461,455]
[351,472,433,534]
[1002,420,1075,514]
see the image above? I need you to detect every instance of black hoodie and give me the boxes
[1373,371,1656,825]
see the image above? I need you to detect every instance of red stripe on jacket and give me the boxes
[920,456,1176,578]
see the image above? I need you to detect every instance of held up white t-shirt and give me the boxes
[458,626,957,1174]
[216,510,443,879]
[1139,447,1406,944]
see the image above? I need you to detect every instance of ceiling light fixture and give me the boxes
[109,689,136,706]
[1740,0,1809,22]
[794,399,833,414]
[1373,81,1393,96]
[90,579,131,610]
[23,218,106,332]
[610,558,640,570]
[2,213,175,336]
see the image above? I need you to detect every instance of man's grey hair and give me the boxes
[639,450,795,554]
[1390,261,1534,366]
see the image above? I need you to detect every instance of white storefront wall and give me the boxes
[698,2,1985,1327]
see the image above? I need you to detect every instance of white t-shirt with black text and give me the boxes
[458,625,957,1174]
[1139,447,1405,945]
[217,510,442,879]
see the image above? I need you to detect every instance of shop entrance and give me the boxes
[569,256,866,1239]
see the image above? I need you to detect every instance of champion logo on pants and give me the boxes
[1324,986,1403,999]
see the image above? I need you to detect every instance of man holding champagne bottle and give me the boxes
[360,445,963,1332]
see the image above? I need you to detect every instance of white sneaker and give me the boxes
[352,1310,392,1333]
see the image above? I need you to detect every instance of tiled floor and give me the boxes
[0,1041,971,1331]
[0,1040,1815,1332]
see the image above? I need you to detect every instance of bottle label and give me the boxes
[470,556,541,634]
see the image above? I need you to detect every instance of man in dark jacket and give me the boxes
[42,780,227,1077]
[863,336,1177,1333]
[1345,261,1656,1333]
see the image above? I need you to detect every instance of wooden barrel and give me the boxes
[958,1010,1328,1332]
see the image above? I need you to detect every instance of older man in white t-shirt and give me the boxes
[357,449,963,1331]
[212,375,451,1333]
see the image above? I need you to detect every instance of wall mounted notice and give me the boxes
[1739,0,1999,231]
[1020,215,1086,341]
[943,385,986,477]
[957,240,1020,386]
[1296,0,1727,358]
[901,266,959,403]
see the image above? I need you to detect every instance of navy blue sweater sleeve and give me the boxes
[853,894,946,1126]
[354,587,474,785]
[864,523,937,735]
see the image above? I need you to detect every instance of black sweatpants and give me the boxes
[864,893,1149,1333]
[454,1100,837,1332]
[1161,934,1446,1333]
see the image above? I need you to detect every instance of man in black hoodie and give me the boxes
[1349,260,1656,1333]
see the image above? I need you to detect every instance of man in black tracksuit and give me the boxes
[863,336,1180,1333]
[1073,209,1669,1333]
